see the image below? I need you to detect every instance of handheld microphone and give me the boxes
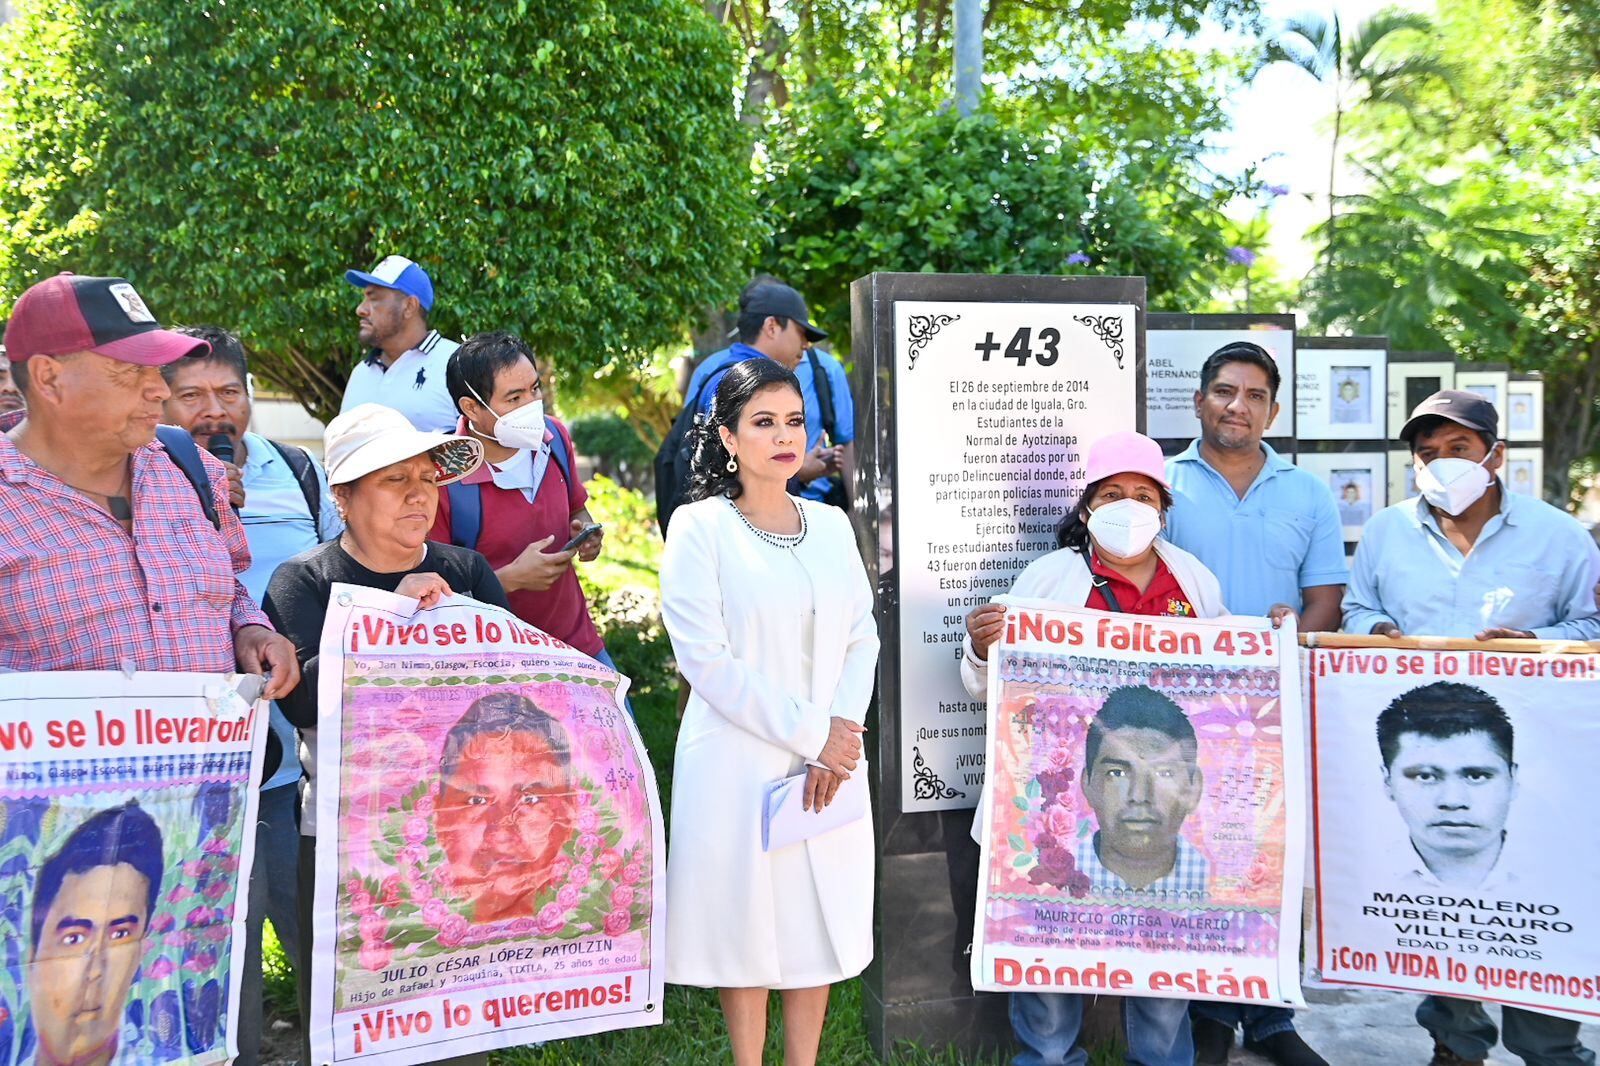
[205,433,240,510]
[206,433,234,465]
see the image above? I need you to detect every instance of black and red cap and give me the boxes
[3,273,209,366]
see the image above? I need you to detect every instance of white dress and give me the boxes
[660,496,880,988]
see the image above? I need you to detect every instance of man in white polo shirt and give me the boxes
[339,255,460,431]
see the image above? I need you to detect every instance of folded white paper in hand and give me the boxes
[762,761,869,852]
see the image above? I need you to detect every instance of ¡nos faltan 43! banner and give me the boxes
[0,671,269,1066]
[1306,642,1600,1022]
[311,584,664,1066]
[972,605,1307,1007]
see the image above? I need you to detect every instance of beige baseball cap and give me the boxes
[324,403,483,486]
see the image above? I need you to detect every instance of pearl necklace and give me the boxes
[726,496,807,549]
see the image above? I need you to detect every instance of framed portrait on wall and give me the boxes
[1455,366,1511,438]
[1296,451,1388,542]
[1507,377,1544,443]
[1297,339,1387,441]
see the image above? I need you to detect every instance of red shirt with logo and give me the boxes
[429,418,604,657]
[1085,551,1196,618]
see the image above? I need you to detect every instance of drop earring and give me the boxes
[726,455,739,473]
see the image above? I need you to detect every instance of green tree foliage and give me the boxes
[689,0,1264,346]
[1260,7,1450,273]
[0,0,757,420]
[760,82,1249,344]
[1305,0,1600,501]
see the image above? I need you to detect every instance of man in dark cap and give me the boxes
[1343,389,1600,641]
[688,279,845,497]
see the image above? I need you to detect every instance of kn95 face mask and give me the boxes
[1086,498,1162,559]
[1415,449,1495,515]
[467,380,545,452]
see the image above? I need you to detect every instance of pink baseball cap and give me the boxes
[3,273,209,366]
[1082,430,1171,490]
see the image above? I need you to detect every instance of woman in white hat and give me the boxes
[960,430,1290,1066]
[262,403,503,1065]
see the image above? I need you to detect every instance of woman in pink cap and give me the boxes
[962,430,1234,658]
[958,429,1290,1066]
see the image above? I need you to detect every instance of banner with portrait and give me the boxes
[311,584,664,1066]
[972,606,1306,1006]
[1306,642,1600,1021]
[0,671,269,1066]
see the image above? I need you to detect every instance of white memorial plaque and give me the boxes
[1147,326,1294,439]
[1296,345,1387,441]
[893,300,1136,811]
[1455,368,1510,437]
[1295,451,1388,541]
[1508,379,1545,442]
[1506,446,1544,498]
[1387,448,1419,504]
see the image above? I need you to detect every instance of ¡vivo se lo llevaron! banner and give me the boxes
[1306,643,1600,1022]
[973,605,1306,1007]
[311,584,665,1066]
[0,671,269,1066]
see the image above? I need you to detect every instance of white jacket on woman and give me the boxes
[660,496,880,987]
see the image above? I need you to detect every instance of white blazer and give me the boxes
[959,538,1227,843]
[659,496,880,987]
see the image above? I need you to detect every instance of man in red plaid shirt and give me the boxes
[0,273,299,697]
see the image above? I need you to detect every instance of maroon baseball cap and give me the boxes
[3,273,209,366]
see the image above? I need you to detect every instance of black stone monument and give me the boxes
[846,273,1147,1058]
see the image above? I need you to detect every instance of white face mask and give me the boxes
[1086,498,1163,559]
[1415,448,1496,515]
[467,381,545,451]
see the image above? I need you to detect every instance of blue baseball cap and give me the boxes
[344,255,435,311]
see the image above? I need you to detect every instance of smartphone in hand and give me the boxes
[562,523,603,553]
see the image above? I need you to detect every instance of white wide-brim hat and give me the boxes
[324,403,483,487]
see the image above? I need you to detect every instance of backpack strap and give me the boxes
[446,481,482,552]
[806,348,839,443]
[267,439,323,536]
[544,416,573,489]
[155,425,221,531]
[1079,547,1124,614]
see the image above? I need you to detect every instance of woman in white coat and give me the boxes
[660,356,880,1066]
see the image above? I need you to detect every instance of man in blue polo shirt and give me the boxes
[1164,340,1346,1066]
[164,326,342,1065]
[339,254,460,431]
[687,279,852,504]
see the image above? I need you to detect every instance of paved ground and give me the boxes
[1226,989,1600,1065]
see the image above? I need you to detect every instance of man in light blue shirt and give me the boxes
[1344,390,1600,642]
[1165,343,1348,634]
[166,327,342,1066]
[1344,389,1598,1066]
[1163,341,1343,1066]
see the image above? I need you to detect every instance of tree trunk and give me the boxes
[738,9,789,128]
[262,344,349,425]
[1325,86,1342,278]
[1539,348,1600,507]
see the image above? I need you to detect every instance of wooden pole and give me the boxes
[1299,633,1600,655]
